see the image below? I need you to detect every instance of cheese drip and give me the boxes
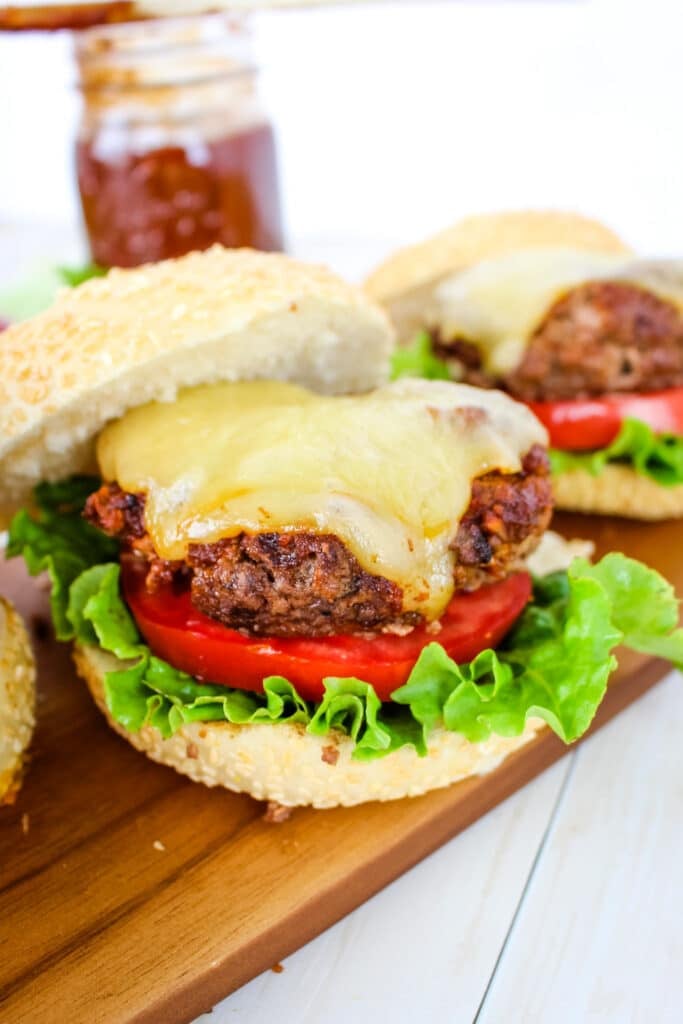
[97,379,547,620]
[434,249,683,376]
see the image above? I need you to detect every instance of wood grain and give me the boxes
[220,759,573,1023]
[0,512,681,1024]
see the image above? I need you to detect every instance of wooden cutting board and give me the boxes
[1,513,681,1024]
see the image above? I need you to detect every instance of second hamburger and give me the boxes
[367,210,683,519]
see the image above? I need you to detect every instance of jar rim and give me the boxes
[75,11,251,57]
[74,12,257,91]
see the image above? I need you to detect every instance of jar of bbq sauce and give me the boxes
[73,14,284,268]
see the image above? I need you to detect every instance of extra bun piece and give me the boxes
[0,247,394,524]
[553,465,683,519]
[74,643,541,809]
[0,598,36,804]
[365,210,630,344]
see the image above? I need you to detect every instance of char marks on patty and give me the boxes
[436,281,683,401]
[188,532,419,637]
[452,445,552,590]
[84,447,551,637]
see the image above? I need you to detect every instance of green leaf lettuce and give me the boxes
[6,476,118,639]
[390,331,451,381]
[0,262,105,322]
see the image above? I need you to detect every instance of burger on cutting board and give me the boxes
[2,247,682,808]
[366,210,683,519]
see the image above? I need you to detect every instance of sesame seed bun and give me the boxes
[0,247,394,527]
[73,642,541,809]
[552,465,683,519]
[0,598,36,804]
[364,210,630,344]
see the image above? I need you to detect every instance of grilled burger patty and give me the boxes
[85,445,552,637]
[436,281,683,401]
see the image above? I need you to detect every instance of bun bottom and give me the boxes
[0,598,35,803]
[74,643,541,809]
[553,465,683,519]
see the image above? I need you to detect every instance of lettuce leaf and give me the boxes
[550,418,683,486]
[6,476,118,639]
[7,482,683,759]
[391,570,620,745]
[58,263,106,288]
[104,659,311,740]
[308,677,426,760]
[0,262,105,322]
[68,563,145,657]
[571,556,683,666]
[390,331,451,381]
[0,266,64,322]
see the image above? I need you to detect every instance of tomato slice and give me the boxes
[526,387,683,451]
[122,563,532,702]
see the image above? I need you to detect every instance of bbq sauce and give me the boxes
[77,124,283,268]
[74,14,284,268]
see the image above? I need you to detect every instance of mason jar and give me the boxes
[73,14,284,268]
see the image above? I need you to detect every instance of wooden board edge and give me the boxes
[132,657,671,1024]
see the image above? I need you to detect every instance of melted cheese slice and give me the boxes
[97,379,547,620]
[434,249,683,376]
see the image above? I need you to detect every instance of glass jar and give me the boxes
[73,14,284,268]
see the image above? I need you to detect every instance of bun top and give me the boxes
[364,211,630,344]
[0,247,394,523]
[365,210,630,303]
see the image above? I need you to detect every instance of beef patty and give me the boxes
[84,445,552,637]
[436,281,683,401]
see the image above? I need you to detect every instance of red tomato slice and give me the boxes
[122,563,532,702]
[526,386,683,451]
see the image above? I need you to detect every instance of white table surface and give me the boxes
[2,225,682,1024]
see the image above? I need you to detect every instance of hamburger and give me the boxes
[2,247,682,808]
[0,598,36,804]
[366,210,683,519]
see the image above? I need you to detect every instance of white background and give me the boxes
[1,0,683,270]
